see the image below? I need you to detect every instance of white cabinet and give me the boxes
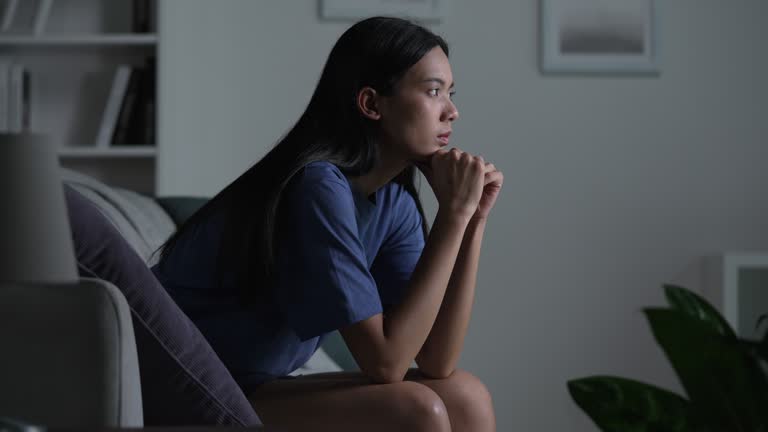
[703,253,768,340]
[0,0,158,194]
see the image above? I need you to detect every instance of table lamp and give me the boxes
[0,134,78,284]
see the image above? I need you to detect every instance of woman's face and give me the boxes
[377,46,459,162]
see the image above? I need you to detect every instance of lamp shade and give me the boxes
[0,134,78,284]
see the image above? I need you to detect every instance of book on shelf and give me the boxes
[0,0,53,35]
[0,59,9,131]
[7,62,30,132]
[95,65,132,148]
[112,57,156,146]
[32,0,52,35]
[133,0,153,33]
[0,0,18,32]
[112,66,141,145]
[0,58,31,133]
[139,56,156,145]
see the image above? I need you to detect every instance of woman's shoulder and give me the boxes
[286,161,352,198]
[381,180,415,207]
[300,161,348,185]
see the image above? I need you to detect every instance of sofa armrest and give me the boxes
[0,278,143,427]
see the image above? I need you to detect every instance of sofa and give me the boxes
[61,168,353,426]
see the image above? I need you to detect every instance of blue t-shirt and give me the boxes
[152,161,425,392]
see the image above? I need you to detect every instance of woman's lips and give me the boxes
[437,132,451,146]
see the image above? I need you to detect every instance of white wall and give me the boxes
[158,1,768,430]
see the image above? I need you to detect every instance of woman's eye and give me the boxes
[449,90,456,99]
[428,89,439,97]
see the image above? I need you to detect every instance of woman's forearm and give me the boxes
[377,209,470,380]
[415,217,485,377]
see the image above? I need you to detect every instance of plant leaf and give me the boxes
[645,308,768,430]
[567,376,696,431]
[663,284,736,339]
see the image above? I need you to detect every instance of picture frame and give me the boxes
[540,0,660,75]
[721,254,768,340]
[320,0,445,22]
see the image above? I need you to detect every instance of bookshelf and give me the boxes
[0,34,157,46]
[0,0,159,194]
[57,145,156,158]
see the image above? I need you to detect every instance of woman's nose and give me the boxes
[443,101,459,122]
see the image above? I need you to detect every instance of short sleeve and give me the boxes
[371,188,425,311]
[275,173,382,341]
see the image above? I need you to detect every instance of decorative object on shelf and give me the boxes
[540,0,659,75]
[320,0,445,22]
[568,284,768,431]
[0,0,53,35]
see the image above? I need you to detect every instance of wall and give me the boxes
[158,1,768,429]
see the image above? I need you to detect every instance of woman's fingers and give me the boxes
[484,170,503,186]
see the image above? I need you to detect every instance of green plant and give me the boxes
[568,284,768,431]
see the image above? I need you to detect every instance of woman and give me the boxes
[154,16,502,432]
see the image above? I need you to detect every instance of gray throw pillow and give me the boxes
[64,185,262,426]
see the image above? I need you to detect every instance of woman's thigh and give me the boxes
[248,370,451,432]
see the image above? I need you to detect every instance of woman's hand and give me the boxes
[416,148,486,222]
[474,162,503,221]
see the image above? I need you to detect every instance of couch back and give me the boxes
[63,175,262,426]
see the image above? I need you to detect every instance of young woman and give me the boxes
[154,16,502,432]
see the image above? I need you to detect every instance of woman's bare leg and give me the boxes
[248,368,494,432]
[249,372,450,432]
[406,369,496,432]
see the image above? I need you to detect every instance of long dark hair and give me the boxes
[157,17,448,303]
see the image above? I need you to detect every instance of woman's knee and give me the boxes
[392,381,451,432]
[440,370,495,426]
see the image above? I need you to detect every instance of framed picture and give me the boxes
[720,254,768,340]
[320,0,445,22]
[540,0,659,75]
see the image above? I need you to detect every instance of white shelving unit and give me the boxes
[0,34,157,46]
[703,252,768,340]
[0,0,159,194]
[57,145,156,158]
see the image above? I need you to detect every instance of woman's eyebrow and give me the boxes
[421,77,455,88]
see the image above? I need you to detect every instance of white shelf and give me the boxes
[58,146,157,158]
[13,0,161,194]
[0,34,157,46]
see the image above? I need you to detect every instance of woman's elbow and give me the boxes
[363,363,409,384]
[418,366,454,380]
[416,358,455,380]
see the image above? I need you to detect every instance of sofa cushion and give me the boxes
[64,185,262,426]
[155,196,209,227]
[60,168,176,265]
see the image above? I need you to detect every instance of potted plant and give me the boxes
[568,284,768,431]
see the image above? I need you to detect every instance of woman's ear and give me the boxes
[356,87,381,120]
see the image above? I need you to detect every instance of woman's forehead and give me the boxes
[403,47,453,86]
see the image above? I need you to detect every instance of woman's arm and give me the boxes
[414,216,485,378]
[340,149,483,384]
[340,205,472,383]
[416,162,503,378]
